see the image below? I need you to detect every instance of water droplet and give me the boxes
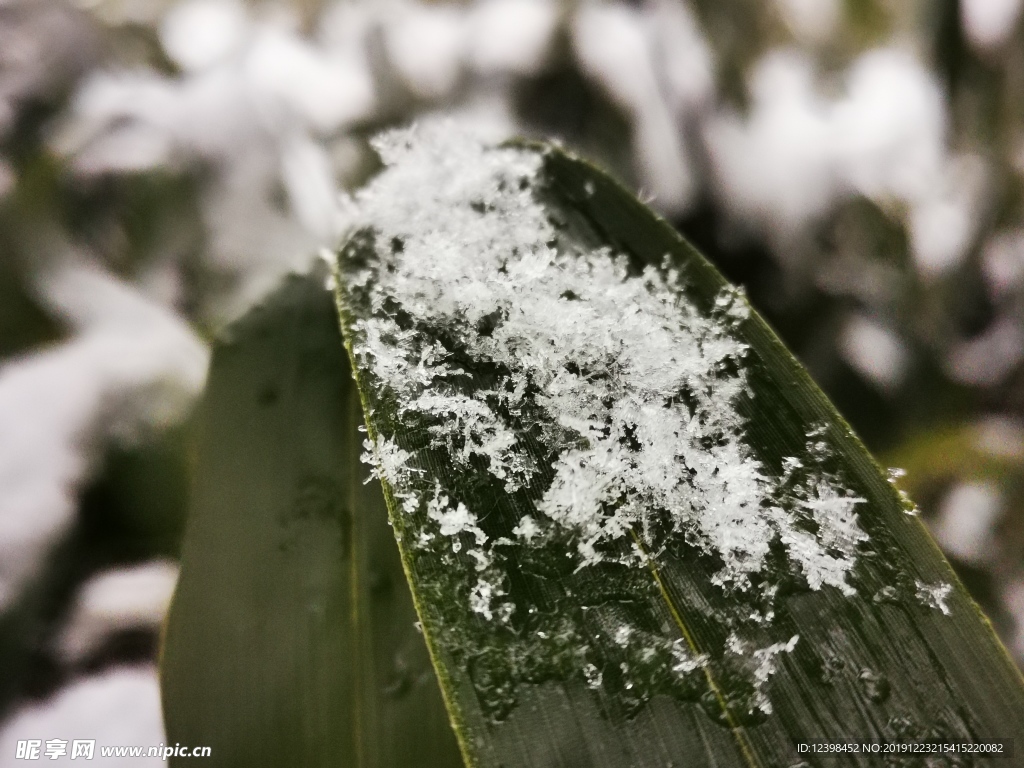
[858,668,890,703]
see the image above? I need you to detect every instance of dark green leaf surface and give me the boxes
[333,141,1024,768]
[160,272,461,768]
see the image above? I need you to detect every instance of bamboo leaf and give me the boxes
[332,127,1024,768]
[160,271,462,767]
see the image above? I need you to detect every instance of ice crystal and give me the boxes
[915,580,953,616]
[887,467,920,516]
[726,633,799,715]
[360,436,418,485]
[343,123,868,610]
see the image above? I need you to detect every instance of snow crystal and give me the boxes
[470,579,498,620]
[887,467,919,516]
[726,633,799,715]
[915,581,953,616]
[511,515,541,543]
[361,435,418,486]
[362,430,500,616]
[426,488,486,549]
[338,123,869,614]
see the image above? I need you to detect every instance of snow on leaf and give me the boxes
[726,633,800,715]
[338,123,870,609]
[916,580,953,616]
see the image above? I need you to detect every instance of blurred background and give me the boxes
[1,0,1023,760]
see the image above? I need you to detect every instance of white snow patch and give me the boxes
[244,26,376,135]
[781,479,867,593]
[946,316,1024,387]
[427,488,486,550]
[160,0,249,73]
[961,0,1024,51]
[840,314,909,392]
[915,580,953,616]
[0,260,207,612]
[706,49,837,235]
[58,560,179,665]
[468,0,558,77]
[571,2,702,214]
[707,47,982,276]
[930,482,1001,566]
[469,579,498,620]
[0,666,165,766]
[773,0,841,43]
[512,515,541,543]
[973,416,1024,460]
[55,5,374,324]
[981,229,1024,298]
[385,2,467,100]
[279,132,345,241]
[907,154,988,279]
[361,435,419,486]
[649,0,715,114]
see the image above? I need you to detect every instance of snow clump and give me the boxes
[344,123,868,619]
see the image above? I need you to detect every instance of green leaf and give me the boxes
[331,129,1024,768]
[160,271,462,767]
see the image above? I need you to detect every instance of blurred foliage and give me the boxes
[162,272,463,767]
